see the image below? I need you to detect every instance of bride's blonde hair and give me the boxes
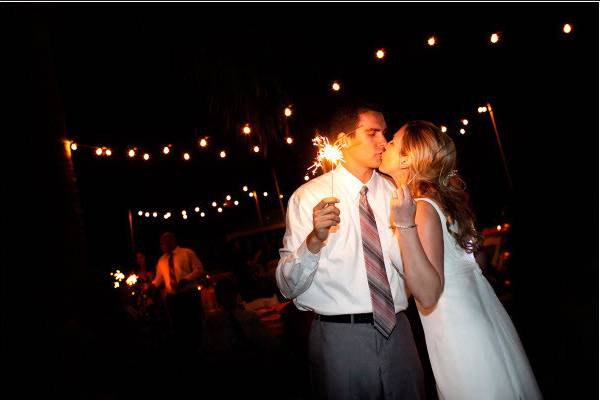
[401,120,483,253]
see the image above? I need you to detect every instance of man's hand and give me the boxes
[307,197,340,253]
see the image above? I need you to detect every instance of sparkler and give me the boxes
[126,274,138,286]
[307,134,346,196]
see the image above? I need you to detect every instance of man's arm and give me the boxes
[275,193,340,299]
[151,259,164,288]
[183,249,205,282]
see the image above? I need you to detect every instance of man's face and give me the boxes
[343,111,388,169]
[160,235,176,254]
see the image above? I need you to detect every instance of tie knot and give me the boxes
[360,186,369,196]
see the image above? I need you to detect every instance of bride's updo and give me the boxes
[401,120,483,253]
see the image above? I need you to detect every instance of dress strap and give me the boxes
[414,197,447,226]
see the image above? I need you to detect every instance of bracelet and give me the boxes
[392,223,417,230]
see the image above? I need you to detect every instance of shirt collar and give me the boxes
[334,164,379,200]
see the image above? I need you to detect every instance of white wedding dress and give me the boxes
[394,198,542,400]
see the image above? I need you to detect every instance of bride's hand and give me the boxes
[390,185,416,227]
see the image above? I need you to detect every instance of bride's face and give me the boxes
[379,128,405,175]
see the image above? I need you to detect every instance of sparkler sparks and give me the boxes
[307,135,345,176]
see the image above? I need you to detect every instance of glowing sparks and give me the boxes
[307,135,345,176]
[126,274,138,286]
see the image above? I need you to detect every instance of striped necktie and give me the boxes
[168,252,177,289]
[359,186,396,338]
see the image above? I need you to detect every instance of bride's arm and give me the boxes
[393,195,444,308]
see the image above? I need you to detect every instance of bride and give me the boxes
[379,120,542,399]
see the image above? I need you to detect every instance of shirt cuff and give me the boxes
[297,239,321,267]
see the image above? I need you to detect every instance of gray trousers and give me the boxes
[309,311,425,400]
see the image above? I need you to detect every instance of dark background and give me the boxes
[2,2,597,398]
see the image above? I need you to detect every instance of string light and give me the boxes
[143,153,150,161]
[164,212,171,219]
[128,149,136,158]
[243,124,251,135]
[253,145,260,153]
[212,202,217,207]
[199,138,208,147]
[200,212,205,217]
[375,49,385,59]
[162,146,170,155]
[183,152,190,161]
[462,119,469,126]
[95,148,103,156]
[183,214,188,220]
[249,192,254,197]
[563,23,572,34]
[152,212,158,218]
[195,207,200,212]
[263,192,268,197]
[284,106,292,117]
[286,137,293,144]
[440,125,447,133]
[138,211,143,216]
[105,149,112,156]
[242,186,248,192]
[220,150,227,158]
[144,212,150,217]
[217,207,223,213]
[226,195,231,201]
[234,200,239,205]
[70,143,78,151]
[279,194,283,199]
[460,128,466,135]
[490,33,500,44]
[427,36,436,46]
[304,175,309,181]
[332,81,340,91]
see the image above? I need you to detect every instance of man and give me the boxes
[150,232,205,342]
[276,104,426,399]
[152,232,205,294]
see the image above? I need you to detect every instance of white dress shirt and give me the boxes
[152,246,205,294]
[276,165,408,315]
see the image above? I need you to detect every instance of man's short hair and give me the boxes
[328,102,384,139]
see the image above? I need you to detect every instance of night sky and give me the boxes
[2,2,598,398]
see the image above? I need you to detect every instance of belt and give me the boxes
[314,312,374,324]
